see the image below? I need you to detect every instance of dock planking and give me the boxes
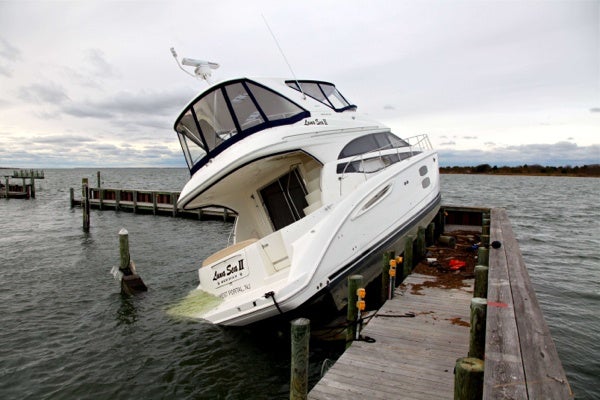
[308,206,571,399]
[309,273,474,400]
[484,208,572,399]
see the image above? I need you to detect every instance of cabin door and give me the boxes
[260,169,308,231]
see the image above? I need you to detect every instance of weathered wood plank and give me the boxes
[309,273,472,400]
[498,208,573,399]
[484,208,528,399]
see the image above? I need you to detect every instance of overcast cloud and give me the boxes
[0,0,598,168]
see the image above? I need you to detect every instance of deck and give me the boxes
[308,206,572,399]
[310,273,474,399]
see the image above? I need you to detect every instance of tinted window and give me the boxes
[338,132,409,159]
[225,83,264,130]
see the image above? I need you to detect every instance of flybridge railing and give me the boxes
[338,134,433,194]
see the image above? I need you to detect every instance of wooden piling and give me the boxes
[152,192,158,215]
[346,274,363,343]
[290,318,310,400]
[115,189,121,211]
[469,297,487,360]
[171,192,178,217]
[403,235,414,277]
[118,228,147,295]
[97,171,101,188]
[4,177,9,198]
[381,252,392,304]
[480,234,490,247]
[426,222,435,246]
[416,226,426,259]
[82,178,90,232]
[454,357,484,400]
[70,187,74,208]
[473,265,488,299]
[477,247,489,266]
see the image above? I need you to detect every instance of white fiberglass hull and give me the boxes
[193,151,440,326]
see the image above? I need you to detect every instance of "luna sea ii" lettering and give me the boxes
[304,118,328,126]
[212,258,249,288]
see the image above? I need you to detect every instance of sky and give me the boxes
[0,0,598,168]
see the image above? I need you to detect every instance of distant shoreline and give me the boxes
[440,164,600,177]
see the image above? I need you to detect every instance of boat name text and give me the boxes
[212,258,249,287]
[304,118,328,126]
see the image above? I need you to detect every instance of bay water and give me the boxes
[0,169,598,399]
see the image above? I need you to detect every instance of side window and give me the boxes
[225,83,264,130]
[247,83,305,121]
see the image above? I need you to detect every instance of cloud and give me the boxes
[18,82,70,104]
[462,136,478,140]
[85,48,118,78]
[439,142,600,166]
[590,107,600,113]
[0,37,20,77]
[62,88,192,120]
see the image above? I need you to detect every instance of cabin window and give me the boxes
[286,80,356,112]
[336,132,415,174]
[260,169,308,231]
[247,83,305,121]
[338,132,409,159]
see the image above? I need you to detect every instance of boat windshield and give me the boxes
[286,80,356,112]
[175,79,309,173]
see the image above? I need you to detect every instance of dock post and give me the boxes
[477,247,489,266]
[346,274,363,344]
[480,234,490,247]
[454,357,484,400]
[290,318,310,400]
[416,226,426,259]
[99,188,104,210]
[5,176,10,198]
[30,175,35,198]
[468,297,487,360]
[132,190,138,213]
[82,178,90,232]
[381,252,392,303]
[403,235,414,277]
[388,258,397,300]
[70,187,74,208]
[171,192,178,217]
[115,189,121,211]
[118,228,148,295]
[426,222,435,246]
[97,171,101,188]
[473,265,489,298]
[152,192,158,215]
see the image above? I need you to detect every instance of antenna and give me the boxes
[170,47,219,84]
[261,14,305,99]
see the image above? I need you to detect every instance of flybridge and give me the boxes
[173,77,358,174]
[174,78,310,173]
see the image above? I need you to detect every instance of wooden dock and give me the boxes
[1,169,44,199]
[310,273,473,400]
[308,206,571,399]
[70,186,236,221]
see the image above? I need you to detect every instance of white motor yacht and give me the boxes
[174,72,440,326]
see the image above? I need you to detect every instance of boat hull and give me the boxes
[198,151,440,326]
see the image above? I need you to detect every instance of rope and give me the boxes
[264,291,283,314]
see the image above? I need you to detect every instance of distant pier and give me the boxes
[308,206,571,399]
[0,169,44,199]
[70,185,235,222]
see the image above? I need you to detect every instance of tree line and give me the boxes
[439,164,600,177]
